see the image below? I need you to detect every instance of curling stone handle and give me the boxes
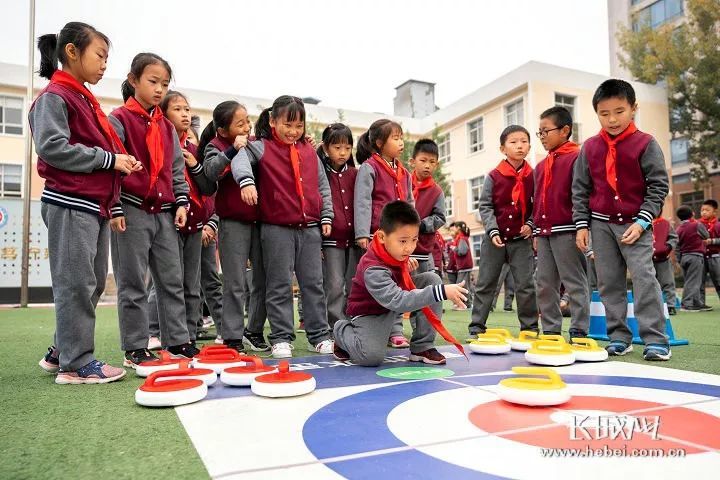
[146,368,196,386]
[510,366,563,385]
[238,355,265,369]
[518,331,538,341]
[278,361,290,373]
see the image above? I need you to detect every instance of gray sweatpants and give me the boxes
[334,271,440,366]
[493,264,515,310]
[322,246,362,328]
[200,240,223,332]
[111,205,189,351]
[653,259,677,308]
[702,255,720,304]
[469,237,538,335]
[536,233,589,335]
[148,231,202,341]
[218,220,266,341]
[680,253,705,308]
[591,221,667,345]
[262,224,331,346]
[41,203,109,371]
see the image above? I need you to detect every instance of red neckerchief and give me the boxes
[541,141,579,213]
[124,96,165,194]
[372,153,408,201]
[49,70,127,155]
[370,236,466,358]
[700,216,717,232]
[411,171,435,200]
[599,122,638,201]
[272,128,305,215]
[495,160,533,221]
[179,132,203,208]
[652,217,664,228]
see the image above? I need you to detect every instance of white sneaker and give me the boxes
[148,336,161,350]
[202,316,215,328]
[315,339,334,354]
[271,342,294,359]
[214,335,223,345]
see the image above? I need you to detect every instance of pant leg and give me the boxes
[706,256,720,301]
[218,220,252,341]
[200,240,223,332]
[42,203,105,371]
[535,235,563,334]
[148,212,190,348]
[681,255,705,308]
[587,256,598,291]
[552,233,590,335]
[180,231,203,342]
[295,227,331,346]
[504,269,515,309]
[492,264,509,308]
[112,205,154,352]
[469,237,507,335]
[456,271,473,308]
[620,225,667,345]
[590,221,632,345]
[654,259,677,308]
[408,271,441,353]
[261,224,298,344]
[507,240,538,331]
[447,272,458,284]
[344,246,363,314]
[147,278,160,338]
[246,223,268,334]
[323,247,348,328]
[333,312,397,366]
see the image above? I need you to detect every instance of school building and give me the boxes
[607,0,720,215]
[0,59,669,301]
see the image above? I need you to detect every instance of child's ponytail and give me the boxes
[254,107,272,141]
[355,131,373,164]
[37,34,59,80]
[197,121,217,159]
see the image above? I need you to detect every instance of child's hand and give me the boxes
[357,238,369,249]
[520,224,532,238]
[705,238,712,245]
[491,236,505,248]
[240,185,258,205]
[182,149,198,168]
[322,224,331,237]
[114,154,142,175]
[175,206,187,228]
[621,223,644,245]
[110,216,126,232]
[305,135,317,148]
[445,280,469,309]
[201,225,215,246]
[408,257,419,272]
[234,135,248,150]
[576,229,589,252]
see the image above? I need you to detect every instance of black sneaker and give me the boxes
[124,348,158,368]
[224,339,246,354]
[605,340,633,356]
[568,329,587,343]
[668,306,677,316]
[242,333,270,352]
[699,304,714,312]
[39,345,60,373]
[167,342,201,359]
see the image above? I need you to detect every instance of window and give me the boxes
[633,0,684,30]
[672,173,691,184]
[0,96,23,135]
[468,175,485,212]
[670,137,689,166]
[554,93,580,143]
[438,134,450,163]
[679,191,705,218]
[0,164,21,197]
[467,117,483,153]
[504,99,524,126]
[471,234,483,268]
[445,185,453,218]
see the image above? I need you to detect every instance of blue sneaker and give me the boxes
[55,360,126,385]
[606,340,633,356]
[39,345,60,373]
[643,344,672,361]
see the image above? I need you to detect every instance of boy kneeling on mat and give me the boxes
[333,201,468,366]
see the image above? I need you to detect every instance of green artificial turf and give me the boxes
[0,293,718,479]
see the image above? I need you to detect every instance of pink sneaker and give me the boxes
[388,335,410,348]
[55,360,126,385]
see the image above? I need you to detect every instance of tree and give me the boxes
[617,0,720,184]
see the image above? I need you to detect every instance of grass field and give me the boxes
[1,293,718,479]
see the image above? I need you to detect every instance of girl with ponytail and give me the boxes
[31,22,140,384]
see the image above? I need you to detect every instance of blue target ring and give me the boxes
[302,375,720,479]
